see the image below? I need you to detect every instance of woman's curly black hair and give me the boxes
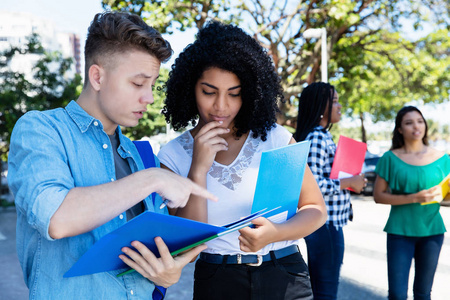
[162,21,284,141]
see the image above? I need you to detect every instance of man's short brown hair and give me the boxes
[84,11,172,85]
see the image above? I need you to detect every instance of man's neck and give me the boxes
[76,89,117,135]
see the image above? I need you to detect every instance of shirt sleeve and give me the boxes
[374,151,391,182]
[270,124,293,147]
[307,131,341,196]
[8,112,72,241]
[442,154,450,174]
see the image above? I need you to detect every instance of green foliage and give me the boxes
[102,0,241,33]
[329,124,363,144]
[335,28,450,125]
[0,34,82,161]
[103,0,450,143]
[0,197,15,208]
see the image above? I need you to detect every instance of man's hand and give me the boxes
[152,168,218,208]
[119,237,207,288]
[49,167,218,239]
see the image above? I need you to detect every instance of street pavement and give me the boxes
[2,196,450,299]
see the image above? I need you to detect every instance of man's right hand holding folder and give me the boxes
[119,238,207,288]
[113,169,219,286]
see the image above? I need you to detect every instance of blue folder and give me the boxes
[64,209,275,277]
[252,140,311,221]
[64,140,311,278]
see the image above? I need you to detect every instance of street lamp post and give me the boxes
[303,27,327,83]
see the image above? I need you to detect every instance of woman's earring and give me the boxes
[320,115,323,119]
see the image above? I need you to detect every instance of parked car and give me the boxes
[361,152,381,196]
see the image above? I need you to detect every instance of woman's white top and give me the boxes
[158,124,298,255]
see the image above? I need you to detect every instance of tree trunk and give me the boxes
[360,112,367,144]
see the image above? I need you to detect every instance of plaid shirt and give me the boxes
[305,126,352,227]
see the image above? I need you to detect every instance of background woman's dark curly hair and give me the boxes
[162,21,284,141]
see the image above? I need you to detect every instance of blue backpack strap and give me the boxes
[152,286,167,300]
[133,141,167,300]
[133,140,156,169]
[133,140,156,206]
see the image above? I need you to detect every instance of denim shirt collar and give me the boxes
[65,100,98,133]
[65,100,132,159]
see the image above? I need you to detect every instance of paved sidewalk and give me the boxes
[0,207,28,300]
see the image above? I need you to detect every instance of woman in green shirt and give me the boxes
[373,106,450,300]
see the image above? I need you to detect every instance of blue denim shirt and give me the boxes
[8,101,167,299]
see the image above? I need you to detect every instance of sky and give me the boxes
[1,0,448,128]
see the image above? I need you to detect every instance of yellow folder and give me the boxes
[421,173,450,205]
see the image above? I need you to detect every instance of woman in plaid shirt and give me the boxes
[294,82,366,300]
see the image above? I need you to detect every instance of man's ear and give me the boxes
[88,64,103,92]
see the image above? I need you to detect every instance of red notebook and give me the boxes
[330,136,367,186]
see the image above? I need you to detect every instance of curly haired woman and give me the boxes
[157,21,327,300]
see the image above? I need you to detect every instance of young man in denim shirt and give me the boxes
[7,12,216,299]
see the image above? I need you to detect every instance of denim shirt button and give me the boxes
[103,144,108,149]
[93,121,99,126]
[119,214,124,220]
[110,178,114,181]
[130,290,134,295]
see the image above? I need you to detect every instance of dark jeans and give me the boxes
[304,224,345,300]
[387,233,444,300]
[193,251,312,300]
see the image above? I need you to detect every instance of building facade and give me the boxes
[0,11,81,77]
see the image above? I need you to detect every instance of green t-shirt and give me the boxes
[375,151,450,237]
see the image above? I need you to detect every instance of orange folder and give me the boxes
[421,173,450,205]
[330,136,367,190]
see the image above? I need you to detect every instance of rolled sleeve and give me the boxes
[8,112,73,240]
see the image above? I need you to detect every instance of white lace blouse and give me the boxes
[157,124,298,255]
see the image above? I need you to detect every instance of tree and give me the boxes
[103,0,449,142]
[102,0,241,34]
[336,28,450,142]
[0,34,82,188]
